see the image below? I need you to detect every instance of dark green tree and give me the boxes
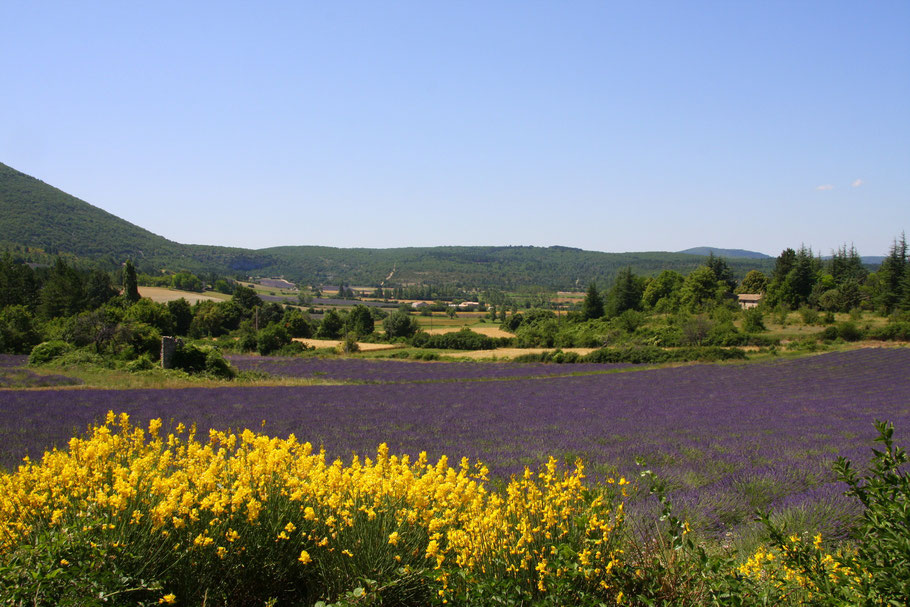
[172,272,203,292]
[706,253,737,292]
[680,266,722,311]
[283,308,314,338]
[580,282,605,320]
[122,260,140,304]
[85,270,119,309]
[829,244,867,285]
[0,305,42,354]
[606,268,643,316]
[317,309,344,339]
[0,253,39,309]
[345,304,374,338]
[39,258,86,319]
[383,310,420,339]
[167,298,193,336]
[189,300,242,338]
[125,298,175,335]
[641,270,684,312]
[258,302,285,327]
[231,285,263,314]
[737,270,768,294]
[771,248,798,284]
[768,246,820,308]
[875,235,907,313]
[256,323,291,355]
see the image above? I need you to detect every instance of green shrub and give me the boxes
[742,308,766,333]
[120,322,161,359]
[126,354,156,372]
[579,346,746,364]
[832,420,910,602]
[28,340,73,366]
[256,323,291,355]
[836,321,863,342]
[338,332,360,354]
[867,321,910,341]
[171,342,208,374]
[273,341,310,356]
[204,349,236,379]
[411,329,512,350]
[237,326,258,352]
[798,306,819,325]
[0,305,42,354]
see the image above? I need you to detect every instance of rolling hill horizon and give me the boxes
[0,160,780,289]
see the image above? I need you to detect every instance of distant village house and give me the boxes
[737,293,762,309]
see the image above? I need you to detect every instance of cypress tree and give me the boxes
[123,259,140,303]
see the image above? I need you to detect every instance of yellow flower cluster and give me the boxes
[737,533,866,604]
[0,412,627,603]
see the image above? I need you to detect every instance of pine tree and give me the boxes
[876,234,907,313]
[581,282,604,320]
[607,268,643,315]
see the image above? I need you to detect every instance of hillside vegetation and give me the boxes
[1,162,774,289]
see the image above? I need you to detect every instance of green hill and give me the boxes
[0,161,176,261]
[0,161,276,273]
[260,245,774,290]
[0,161,773,289]
[678,246,771,259]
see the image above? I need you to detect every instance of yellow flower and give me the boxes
[388,531,399,546]
[425,539,440,558]
[298,550,312,564]
[159,594,176,604]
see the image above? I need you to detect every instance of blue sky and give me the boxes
[2,1,907,256]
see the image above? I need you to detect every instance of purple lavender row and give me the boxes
[0,355,82,388]
[227,355,632,382]
[0,354,29,368]
[2,348,908,538]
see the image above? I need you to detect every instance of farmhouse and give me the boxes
[737,293,762,309]
[448,301,480,310]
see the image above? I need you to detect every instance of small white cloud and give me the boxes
[852,179,863,187]
[816,184,834,191]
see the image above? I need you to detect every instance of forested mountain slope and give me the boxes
[1,161,773,289]
[0,162,276,273]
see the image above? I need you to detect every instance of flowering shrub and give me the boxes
[0,413,627,606]
[1,413,907,606]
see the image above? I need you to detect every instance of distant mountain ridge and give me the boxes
[1,161,776,289]
[678,247,771,259]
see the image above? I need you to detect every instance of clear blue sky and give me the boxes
[2,1,908,256]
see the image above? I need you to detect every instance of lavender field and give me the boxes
[227,354,632,381]
[3,348,909,540]
[0,354,82,389]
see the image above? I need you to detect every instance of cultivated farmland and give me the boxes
[3,348,908,544]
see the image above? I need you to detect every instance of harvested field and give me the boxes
[293,338,400,352]
[422,325,514,338]
[139,287,225,304]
